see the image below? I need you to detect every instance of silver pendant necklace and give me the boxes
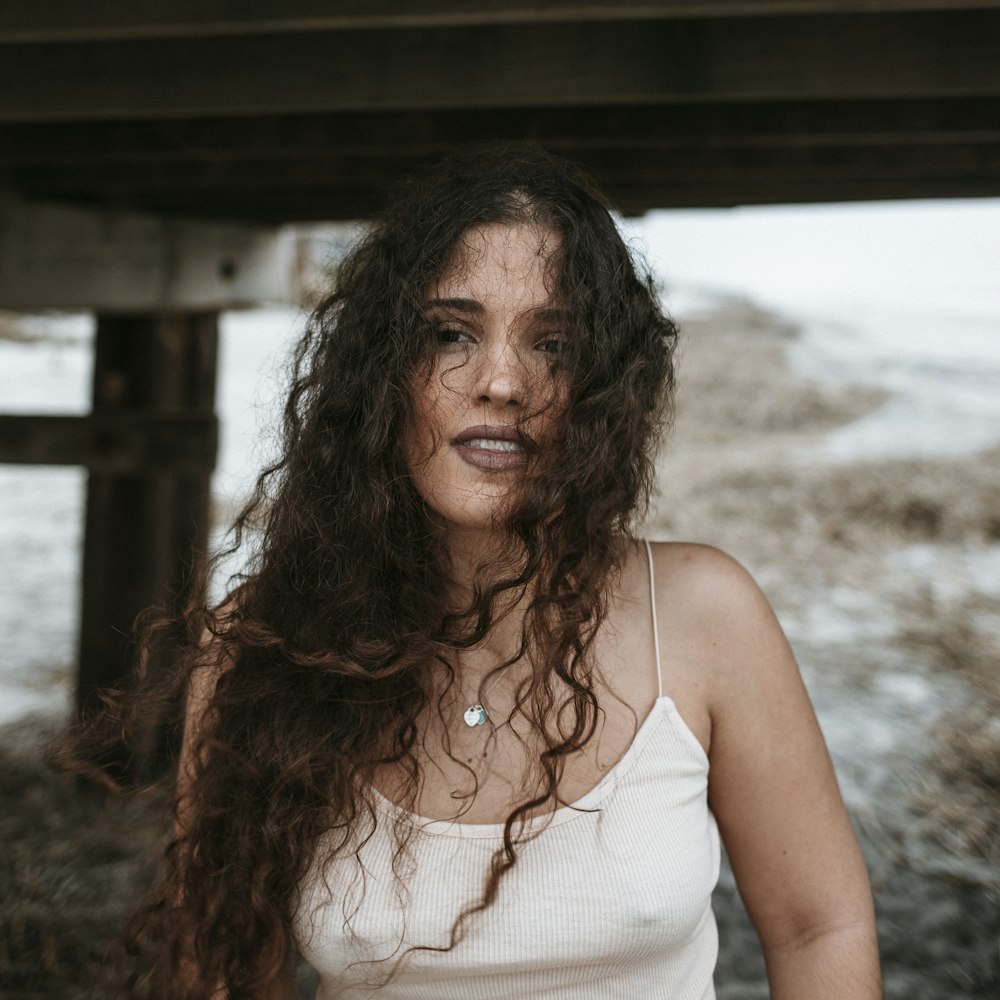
[462,672,506,728]
[463,703,489,727]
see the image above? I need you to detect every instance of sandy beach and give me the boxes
[1,295,998,998]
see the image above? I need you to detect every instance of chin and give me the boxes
[418,481,517,532]
[438,499,512,534]
[407,444,534,536]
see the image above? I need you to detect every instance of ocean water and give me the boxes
[2,199,999,728]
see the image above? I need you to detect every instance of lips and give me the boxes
[452,424,529,471]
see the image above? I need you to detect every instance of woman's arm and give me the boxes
[663,544,881,999]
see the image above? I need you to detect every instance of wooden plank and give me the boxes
[2,11,999,123]
[4,96,997,220]
[0,195,304,310]
[4,2,1000,42]
[3,98,999,167]
[6,137,998,221]
[559,139,1000,205]
[608,174,1000,209]
[0,413,217,473]
[14,138,1000,196]
[50,164,996,222]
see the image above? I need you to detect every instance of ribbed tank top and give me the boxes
[294,543,721,999]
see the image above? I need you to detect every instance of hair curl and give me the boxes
[57,145,678,997]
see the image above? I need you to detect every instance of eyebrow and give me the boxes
[423,297,483,315]
[423,298,572,324]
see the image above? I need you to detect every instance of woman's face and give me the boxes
[406,222,569,532]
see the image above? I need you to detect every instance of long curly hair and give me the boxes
[60,146,678,997]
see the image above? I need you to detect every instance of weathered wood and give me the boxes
[2,11,999,124]
[608,175,1000,210]
[37,173,991,224]
[77,312,218,736]
[0,413,216,473]
[17,138,1000,191]
[3,6,998,217]
[3,98,999,167]
[0,195,302,310]
[5,135,997,222]
[3,0,1000,42]
[2,94,998,217]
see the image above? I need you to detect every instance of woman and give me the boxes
[100,149,880,998]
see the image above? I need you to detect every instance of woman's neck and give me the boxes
[438,525,535,685]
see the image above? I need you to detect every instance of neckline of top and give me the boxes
[369,694,694,839]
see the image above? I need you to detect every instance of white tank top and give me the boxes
[294,543,720,999]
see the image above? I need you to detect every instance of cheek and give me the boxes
[404,414,433,476]
[404,379,449,470]
[532,379,570,443]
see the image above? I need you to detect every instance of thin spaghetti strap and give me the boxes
[644,540,664,698]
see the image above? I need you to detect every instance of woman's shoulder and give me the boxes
[643,540,796,710]
[646,539,745,577]
[646,540,773,624]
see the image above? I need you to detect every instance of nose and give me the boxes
[475,339,526,408]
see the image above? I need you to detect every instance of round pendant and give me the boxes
[464,704,488,727]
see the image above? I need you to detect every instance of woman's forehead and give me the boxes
[428,223,561,306]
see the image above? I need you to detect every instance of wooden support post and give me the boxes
[77,312,218,766]
[0,413,216,471]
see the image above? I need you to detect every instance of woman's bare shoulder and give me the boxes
[645,540,796,705]
[648,538,752,578]
[647,541,774,626]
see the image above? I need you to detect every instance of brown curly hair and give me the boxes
[59,146,678,997]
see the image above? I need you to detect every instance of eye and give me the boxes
[436,326,473,346]
[534,334,569,356]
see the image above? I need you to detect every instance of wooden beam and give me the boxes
[2,11,999,123]
[13,138,1000,193]
[529,138,1000,206]
[132,174,996,219]
[2,98,998,168]
[41,169,994,222]
[4,2,1000,42]
[0,195,304,310]
[6,138,997,221]
[0,413,217,473]
[77,312,217,748]
[608,174,1000,209]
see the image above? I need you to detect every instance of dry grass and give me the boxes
[897,594,1000,871]
[0,726,166,999]
[672,302,889,444]
[658,450,1000,555]
[918,703,1000,869]
[0,726,318,998]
